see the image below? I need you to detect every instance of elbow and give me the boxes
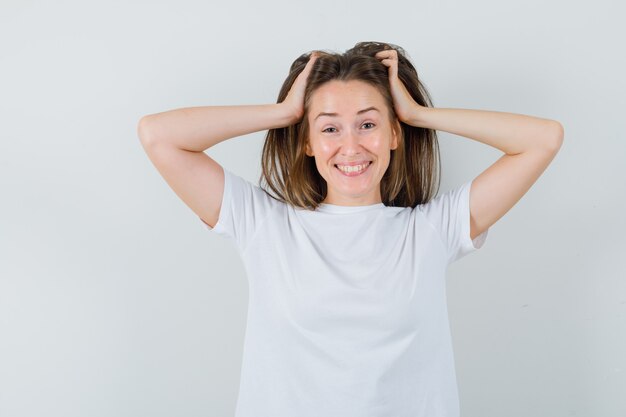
[137,115,156,147]
[545,120,564,153]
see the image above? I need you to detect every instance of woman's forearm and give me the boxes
[409,106,563,155]
[137,103,296,152]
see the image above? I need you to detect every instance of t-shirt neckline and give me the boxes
[316,202,385,213]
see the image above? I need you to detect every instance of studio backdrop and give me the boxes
[1,1,624,416]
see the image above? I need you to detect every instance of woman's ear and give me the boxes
[390,119,401,150]
[305,140,313,156]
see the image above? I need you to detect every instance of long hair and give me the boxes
[259,41,441,209]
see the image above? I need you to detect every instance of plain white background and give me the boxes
[1,0,624,416]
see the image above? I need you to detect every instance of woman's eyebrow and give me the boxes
[314,106,380,121]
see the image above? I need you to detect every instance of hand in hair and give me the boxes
[281,52,320,124]
[375,49,426,126]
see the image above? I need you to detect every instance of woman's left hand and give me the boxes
[375,49,426,126]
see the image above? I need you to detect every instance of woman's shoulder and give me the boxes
[223,168,281,203]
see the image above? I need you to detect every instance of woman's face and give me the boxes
[305,79,399,206]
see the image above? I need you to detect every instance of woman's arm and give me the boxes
[137,52,320,151]
[136,104,299,228]
[376,48,564,242]
[136,53,319,229]
[138,104,297,151]
[408,107,564,241]
[406,107,563,154]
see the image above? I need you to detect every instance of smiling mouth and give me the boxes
[334,161,372,176]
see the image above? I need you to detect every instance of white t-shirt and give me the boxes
[201,168,489,417]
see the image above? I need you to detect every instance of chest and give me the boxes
[243,210,448,344]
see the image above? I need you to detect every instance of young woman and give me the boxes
[138,41,563,417]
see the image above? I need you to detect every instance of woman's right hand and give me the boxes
[281,52,320,124]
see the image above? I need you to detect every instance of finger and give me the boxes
[296,54,318,81]
[310,51,323,63]
[375,51,398,68]
[303,52,319,72]
[378,60,398,80]
[375,49,398,59]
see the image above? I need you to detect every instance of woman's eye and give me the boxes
[322,127,337,133]
[362,122,375,129]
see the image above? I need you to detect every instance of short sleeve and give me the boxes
[417,179,489,265]
[200,168,275,252]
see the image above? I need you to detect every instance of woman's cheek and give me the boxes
[319,141,335,153]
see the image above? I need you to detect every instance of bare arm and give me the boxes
[137,52,320,149]
[137,103,297,151]
[376,48,564,242]
[136,53,319,228]
[406,106,562,155]
[409,106,563,241]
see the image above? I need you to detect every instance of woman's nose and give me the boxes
[340,129,362,153]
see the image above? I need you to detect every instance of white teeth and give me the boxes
[336,162,371,173]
